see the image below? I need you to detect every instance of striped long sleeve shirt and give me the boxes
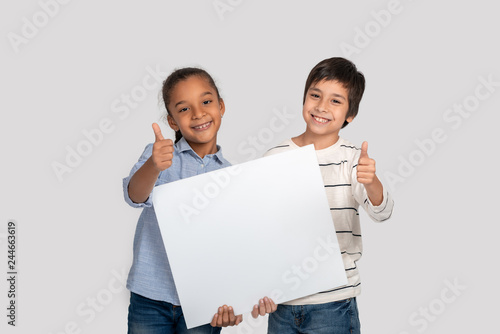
[264,137,394,305]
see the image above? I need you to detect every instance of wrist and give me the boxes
[365,176,383,206]
[146,156,163,174]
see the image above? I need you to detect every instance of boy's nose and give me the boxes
[315,101,328,112]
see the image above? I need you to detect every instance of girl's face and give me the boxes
[167,76,225,156]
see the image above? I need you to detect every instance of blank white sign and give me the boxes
[152,145,347,329]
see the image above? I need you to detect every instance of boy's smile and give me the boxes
[311,114,332,124]
[299,79,353,149]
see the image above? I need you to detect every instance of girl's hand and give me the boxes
[210,305,243,327]
[251,297,277,318]
[152,123,174,172]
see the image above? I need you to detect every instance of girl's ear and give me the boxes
[346,115,354,124]
[219,98,226,118]
[167,114,179,131]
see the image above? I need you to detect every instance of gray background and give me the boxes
[1,0,498,333]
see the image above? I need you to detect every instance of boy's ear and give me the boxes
[346,115,355,123]
[219,98,226,118]
[167,114,179,131]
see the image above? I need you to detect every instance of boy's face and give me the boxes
[302,79,353,140]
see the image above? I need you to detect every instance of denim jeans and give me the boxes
[127,292,221,334]
[268,298,361,334]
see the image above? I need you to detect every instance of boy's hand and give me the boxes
[151,123,174,172]
[357,141,384,206]
[251,297,277,318]
[356,141,376,185]
[210,305,243,327]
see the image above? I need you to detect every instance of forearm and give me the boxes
[128,157,161,203]
[364,175,384,206]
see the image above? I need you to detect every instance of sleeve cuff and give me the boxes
[122,176,153,208]
[365,187,394,222]
[366,188,389,213]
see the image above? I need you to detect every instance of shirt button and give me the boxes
[200,164,204,167]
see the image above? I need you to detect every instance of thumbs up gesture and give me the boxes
[356,141,376,185]
[151,123,174,172]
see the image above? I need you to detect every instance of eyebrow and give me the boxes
[174,91,214,108]
[309,87,347,101]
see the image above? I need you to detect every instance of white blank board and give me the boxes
[152,145,347,329]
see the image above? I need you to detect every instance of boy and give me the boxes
[264,57,394,333]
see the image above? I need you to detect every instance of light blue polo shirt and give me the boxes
[122,137,231,305]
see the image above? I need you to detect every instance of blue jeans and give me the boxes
[268,298,361,334]
[127,292,221,334]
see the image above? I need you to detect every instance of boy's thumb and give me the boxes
[360,141,369,158]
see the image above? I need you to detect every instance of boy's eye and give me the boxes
[179,107,189,112]
[202,100,212,105]
[332,99,341,104]
[310,94,320,98]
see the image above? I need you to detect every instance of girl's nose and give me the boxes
[191,107,206,119]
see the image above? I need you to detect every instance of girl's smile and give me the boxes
[192,121,213,131]
[166,76,225,157]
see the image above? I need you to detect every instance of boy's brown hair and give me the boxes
[303,57,365,128]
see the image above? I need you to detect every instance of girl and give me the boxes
[123,67,276,333]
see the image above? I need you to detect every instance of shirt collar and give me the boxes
[175,137,225,164]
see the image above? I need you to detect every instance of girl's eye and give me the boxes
[310,94,320,98]
[179,107,189,112]
[332,99,341,104]
[202,100,212,105]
